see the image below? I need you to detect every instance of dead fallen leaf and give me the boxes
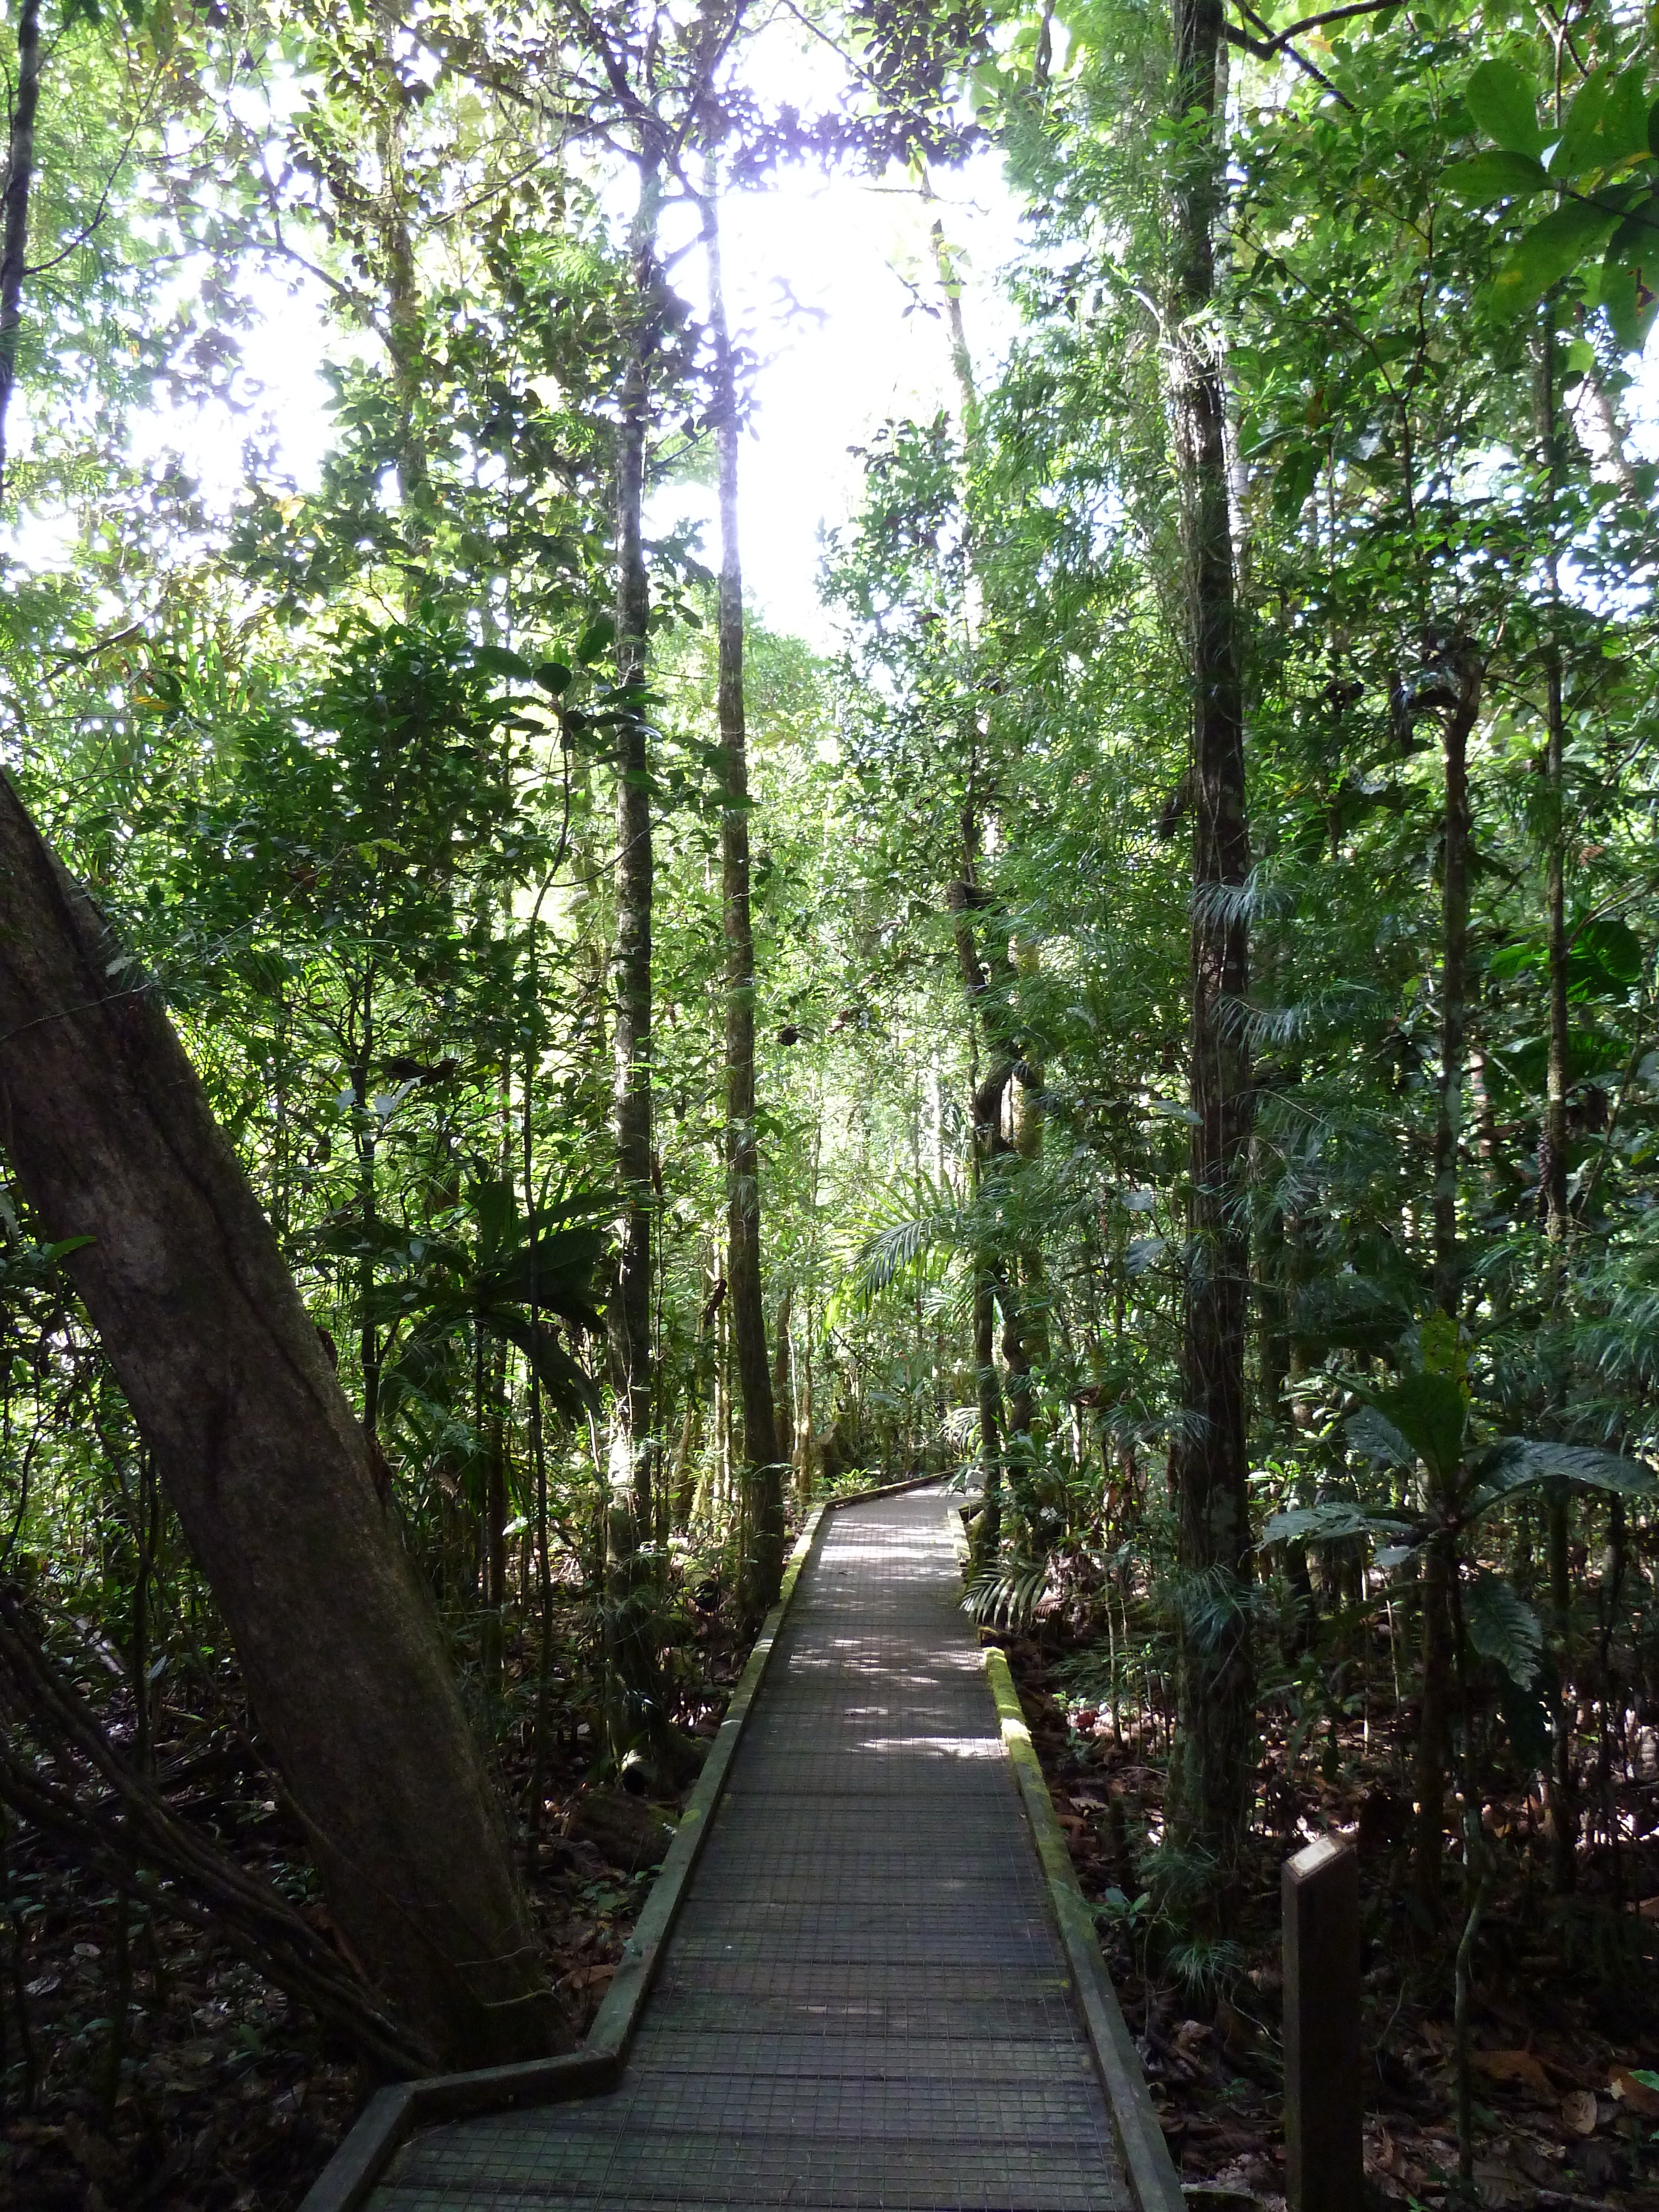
[1560,2089,1598,2137]
[1472,2049,1554,2099]
[1637,1894,1659,1921]
[1609,2064,1659,2120]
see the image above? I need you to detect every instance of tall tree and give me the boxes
[604,139,667,1760]
[1162,0,1255,1906]
[702,164,782,1620]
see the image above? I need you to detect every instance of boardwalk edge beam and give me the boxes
[297,1473,938,2212]
[982,1643,1187,2212]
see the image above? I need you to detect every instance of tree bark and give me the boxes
[705,172,781,1624]
[1412,648,1481,1907]
[1164,0,1255,1906]
[1533,317,1579,1891]
[1432,651,1481,1319]
[1412,1536,1454,1910]
[0,776,563,2068]
[604,154,664,1762]
[0,0,40,493]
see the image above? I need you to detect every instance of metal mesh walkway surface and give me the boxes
[371,1487,1135,2211]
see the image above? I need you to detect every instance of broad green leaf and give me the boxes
[472,644,534,681]
[1596,251,1659,352]
[1443,150,1548,205]
[1466,59,1544,158]
[1463,1571,1543,1687]
[575,614,616,666]
[1260,1502,1417,1548]
[1347,1403,1416,1469]
[1561,335,1597,384]
[1592,66,1654,165]
[1489,936,1543,979]
[1272,445,1318,521]
[1470,1437,1658,1505]
[1370,1370,1467,1484]
[1490,200,1620,316]
[1569,915,1643,999]
[1601,184,1659,264]
[1551,64,1613,181]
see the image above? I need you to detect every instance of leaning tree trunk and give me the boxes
[0,778,564,2068]
[705,172,781,1625]
[604,153,667,1766]
[1163,0,1255,1912]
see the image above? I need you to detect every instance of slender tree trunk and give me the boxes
[604,155,665,1763]
[1413,649,1481,1907]
[1533,317,1580,1891]
[1163,0,1255,1906]
[705,173,780,1624]
[1432,653,1480,1319]
[771,1284,792,1462]
[0,0,40,493]
[1010,1042,1050,1537]
[1413,1536,1455,1910]
[0,779,564,2066]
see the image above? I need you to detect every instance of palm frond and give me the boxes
[963,1561,1051,1631]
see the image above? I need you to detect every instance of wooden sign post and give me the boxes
[1282,1834,1363,2212]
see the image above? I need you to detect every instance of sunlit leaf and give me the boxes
[1465,60,1544,158]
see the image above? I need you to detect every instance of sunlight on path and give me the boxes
[371,1487,1133,2211]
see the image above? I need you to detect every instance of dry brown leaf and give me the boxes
[1471,2049,1554,2099]
[1609,2065,1659,2119]
[1560,2089,1598,2136]
[1365,2124,1397,2176]
[1637,1895,1659,1921]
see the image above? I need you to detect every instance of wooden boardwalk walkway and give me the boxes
[371,1488,1139,2210]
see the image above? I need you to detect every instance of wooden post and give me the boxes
[1283,1834,1363,2212]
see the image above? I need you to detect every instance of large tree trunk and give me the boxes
[0,776,564,2069]
[604,155,665,1762]
[1163,0,1255,1908]
[705,173,781,1625]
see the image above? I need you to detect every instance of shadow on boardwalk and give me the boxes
[373,1488,1136,2211]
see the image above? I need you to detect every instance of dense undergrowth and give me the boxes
[1010,1615,1659,2212]
[0,1556,750,2211]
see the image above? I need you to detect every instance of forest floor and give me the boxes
[0,1582,749,2212]
[1005,1632,1659,2212]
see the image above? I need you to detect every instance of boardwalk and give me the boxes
[372,1488,1135,2210]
